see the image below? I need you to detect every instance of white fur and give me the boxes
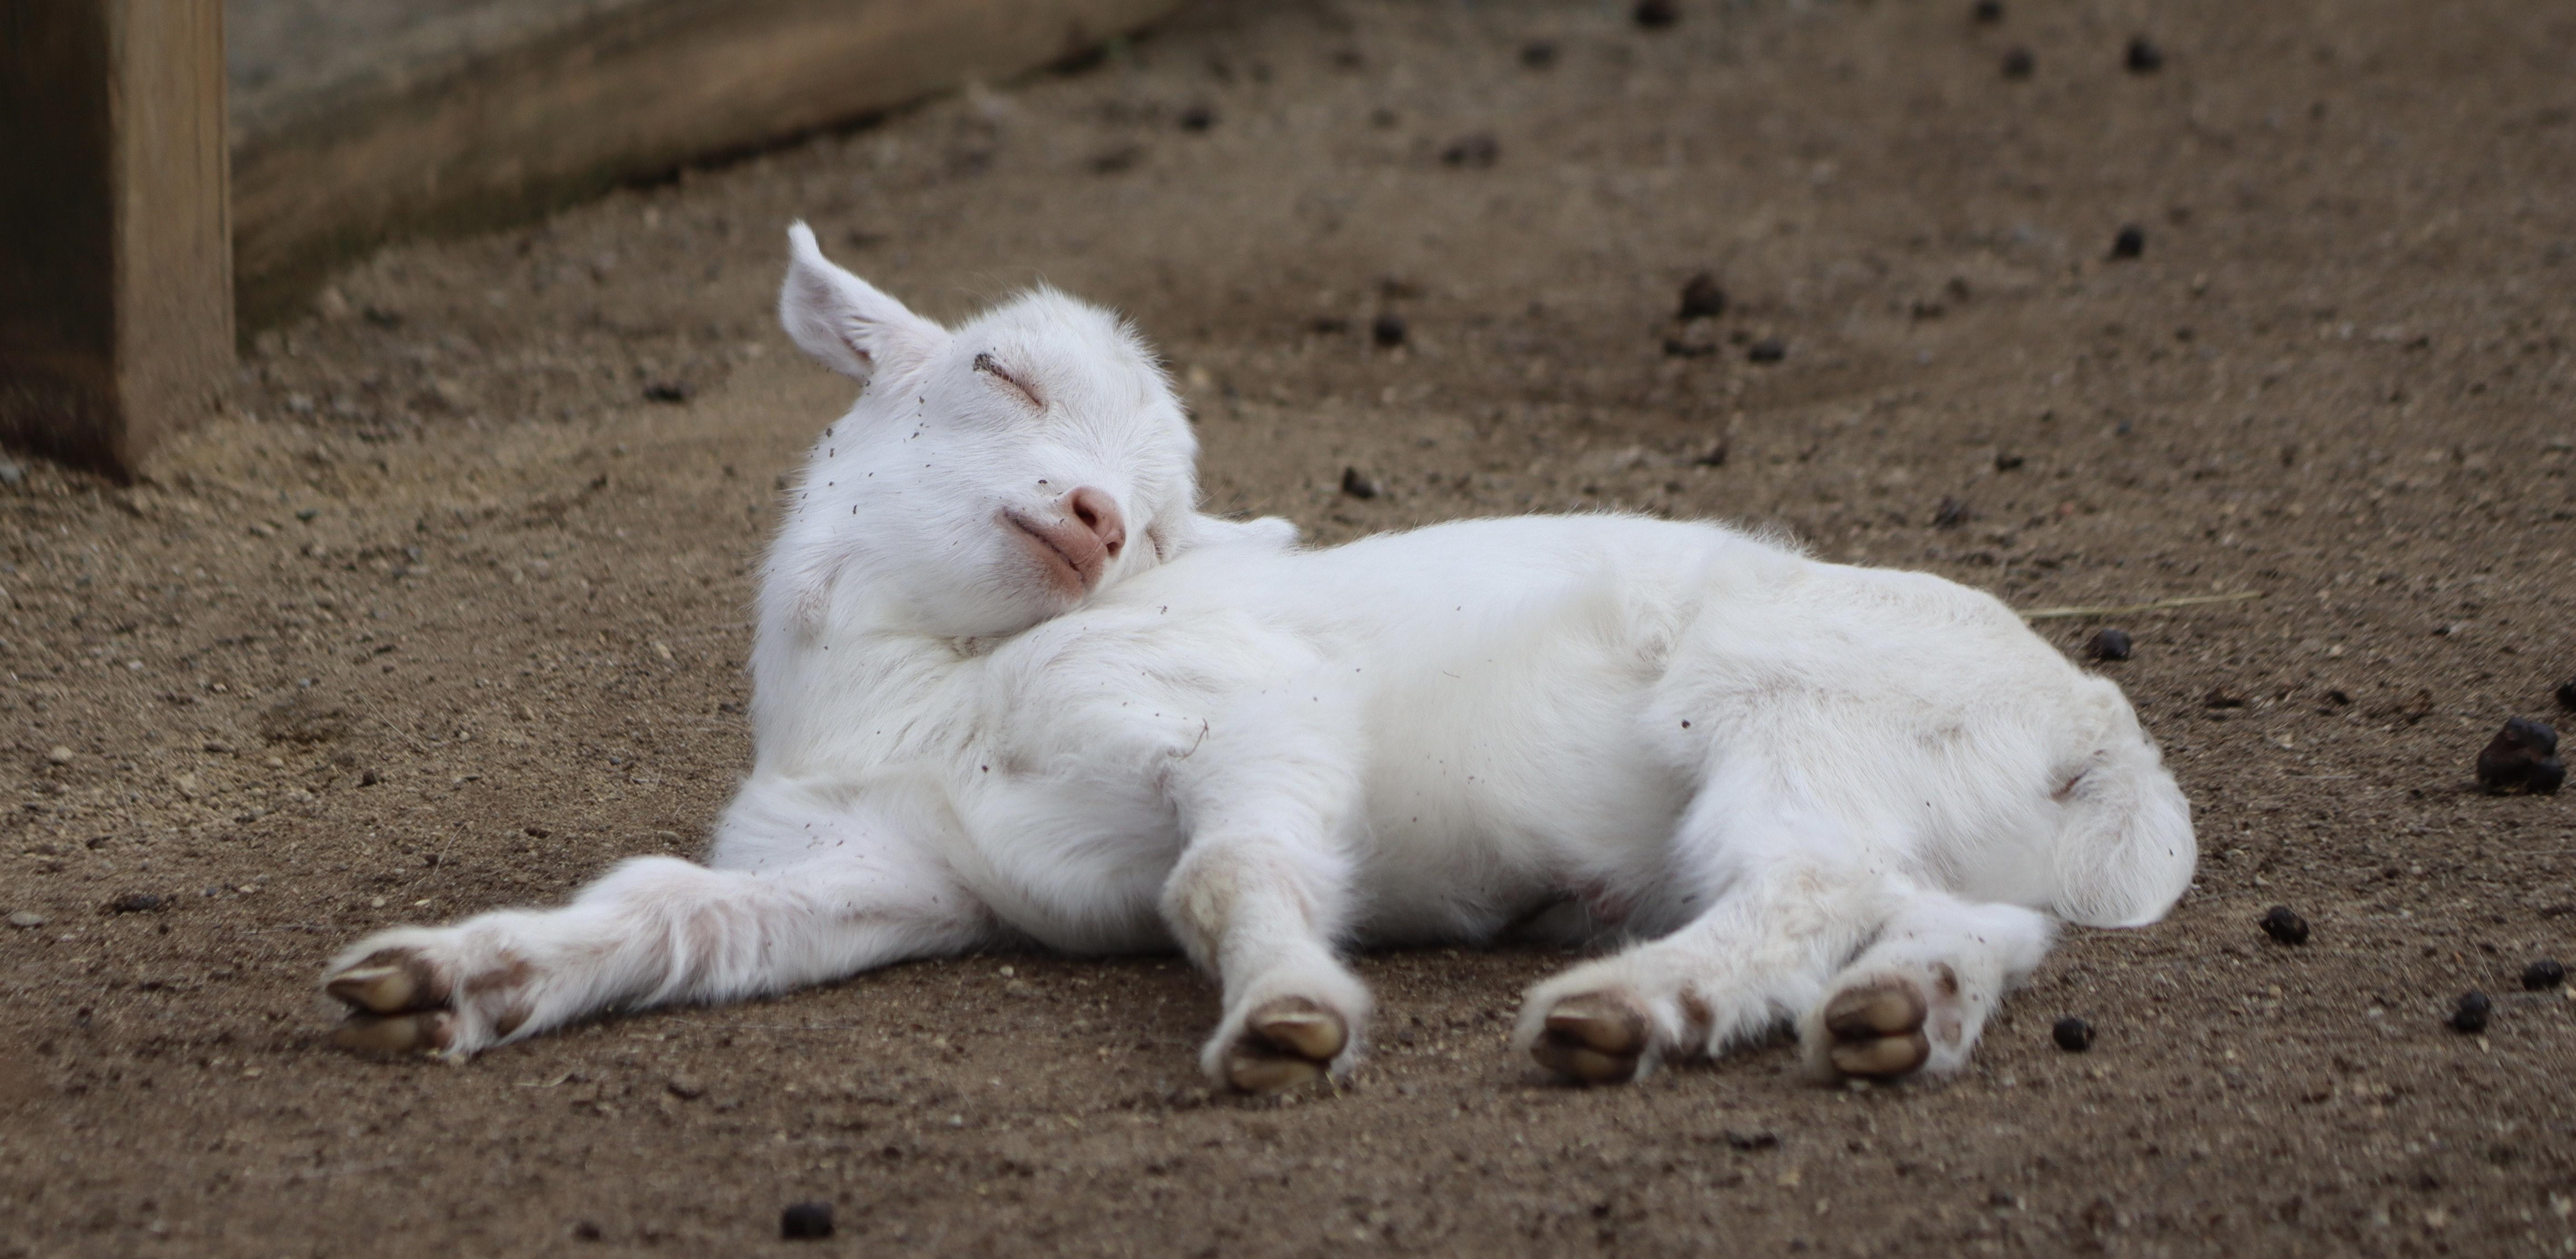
[321,224,2194,1086]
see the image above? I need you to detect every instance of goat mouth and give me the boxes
[1002,511,1094,595]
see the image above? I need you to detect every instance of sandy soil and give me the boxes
[7,0,2576,1254]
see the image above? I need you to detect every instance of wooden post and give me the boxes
[0,0,231,479]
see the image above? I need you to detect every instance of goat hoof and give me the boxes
[330,1010,454,1056]
[1222,998,1346,1094]
[324,951,443,1014]
[1531,991,1649,1085]
[1820,979,1932,1078]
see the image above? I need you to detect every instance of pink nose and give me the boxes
[1065,486,1125,560]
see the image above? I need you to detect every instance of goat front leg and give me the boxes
[320,803,994,1059]
[1162,831,1371,1093]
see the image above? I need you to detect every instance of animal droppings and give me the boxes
[2446,992,2491,1035]
[2086,628,2134,662]
[1439,133,1499,168]
[1341,468,1382,500]
[2258,905,2309,946]
[1678,272,1729,320]
[104,893,164,914]
[2475,717,2564,794]
[1519,41,1558,69]
[2052,1016,2094,1052]
[780,1202,835,1240]
[2124,37,2165,73]
[1177,104,1216,132]
[2110,225,2146,259]
[1633,0,1680,30]
[1371,313,1409,348]
[1971,0,2003,22]
[2001,48,2035,79]
[2523,959,2566,991]
[2556,678,2576,711]
[1746,337,1787,364]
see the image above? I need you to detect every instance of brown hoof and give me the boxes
[1222,998,1347,1094]
[1531,992,1651,1085]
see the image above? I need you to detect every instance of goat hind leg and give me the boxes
[1800,893,2055,1082]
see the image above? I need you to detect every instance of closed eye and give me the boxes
[972,352,1045,411]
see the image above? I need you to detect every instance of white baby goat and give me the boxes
[321,223,2195,1091]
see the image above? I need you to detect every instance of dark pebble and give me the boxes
[1371,313,1408,348]
[2258,905,2309,946]
[105,893,164,914]
[1440,133,1499,168]
[2523,959,2566,990]
[781,1203,835,1241]
[2109,225,2145,260]
[1519,41,1558,69]
[2124,37,2164,73]
[1178,104,1216,132]
[1692,439,1730,468]
[2001,47,2035,79]
[2447,992,2491,1035]
[572,1221,603,1243]
[1971,0,2003,22]
[2556,678,2576,711]
[2476,717,2565,795]
[1746,337,1787,364]
[1662,337,1719,359]
[2051,1016,2094,1052]
[1721,1130,1779,1150]
[1341,467,1382,500]
[295,507,320,522]
[643,381,693,404]
[1677,271,1729,320]
[2204,687,2247,709]
[2086,628,2134,662]
[1932,496,1971,528]
[1993,452,2025,471]
[1633,0,1680,30]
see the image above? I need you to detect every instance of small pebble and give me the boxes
[105,894,164,915]
[1341,467,1382,500]
[7,911,46,929]
[2109,225,2145,260]
[1632,0,1679,30]
[1970,0,2003,22]
[2446,991,2490,1035]
[1746,337,1787,364]
[2124,37,2164,73]
[295,508,319,522]
[0,459,23,487]
[1371,313,1408,348]
[666,1074,707,1100]
[1177,104,1216,131]
[643,380,693,404]
[2258,905,2309,946]
[1677,272,1729,320]
[1518,41,1557,69]
[1932,497,1971,528]
[2001,47,2035,79]
[1993,452,2025,471]
[2523,959,2566,991]
[47,745,74,765]
[572,1221,603,1242]
[2476,717,2564,795]
[781,1202,835,1240]
[2051,1016,2094,1052]
[2086,628,2134,662]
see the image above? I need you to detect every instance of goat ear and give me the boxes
[779,222,946,384]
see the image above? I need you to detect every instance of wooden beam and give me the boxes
[0,0,231,478]
[230,0,1190,329]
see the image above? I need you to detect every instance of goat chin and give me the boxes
[317,232,2193,1096]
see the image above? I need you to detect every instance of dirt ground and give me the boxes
[6,0,2576,1254]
